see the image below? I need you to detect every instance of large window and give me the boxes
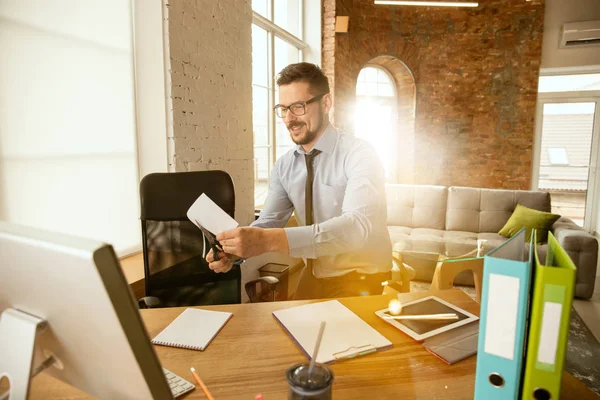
[354,66,398,182]
[252,0,306,207]
[0,1,140,255]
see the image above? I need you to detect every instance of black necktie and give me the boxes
[304,149,321,226]
[304,149,321,274]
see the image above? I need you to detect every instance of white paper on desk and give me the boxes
[273,300,392,364]
[186,193,239,235]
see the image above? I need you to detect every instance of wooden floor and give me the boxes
[574,275,600,342]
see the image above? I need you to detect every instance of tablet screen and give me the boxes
[382,298,471,335]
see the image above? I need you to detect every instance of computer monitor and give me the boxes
[0,221,173,399]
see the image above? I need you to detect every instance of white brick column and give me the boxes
[164,0,254,225]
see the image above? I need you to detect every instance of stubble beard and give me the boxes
[287,112,325,145]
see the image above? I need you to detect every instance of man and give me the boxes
[206,62,393,300]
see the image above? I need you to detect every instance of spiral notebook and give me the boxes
[151,308,232,351]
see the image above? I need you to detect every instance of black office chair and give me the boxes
[138,171,242,308]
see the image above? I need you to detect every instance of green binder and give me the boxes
[521,231,576,399]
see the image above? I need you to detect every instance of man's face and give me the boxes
[277,81,330,147]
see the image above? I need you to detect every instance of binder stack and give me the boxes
[474,228,577,399]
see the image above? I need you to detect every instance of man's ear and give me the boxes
[322,93,333,114]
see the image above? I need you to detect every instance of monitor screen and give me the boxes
[0,222,173,399]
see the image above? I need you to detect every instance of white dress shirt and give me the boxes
[251,124,392,278]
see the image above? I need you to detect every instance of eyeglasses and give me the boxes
[273,93,328,118]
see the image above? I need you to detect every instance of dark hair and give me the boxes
[276,62,330,95]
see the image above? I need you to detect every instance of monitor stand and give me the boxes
[0,308,52,399]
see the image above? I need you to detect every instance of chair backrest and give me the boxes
[139,171,241,307]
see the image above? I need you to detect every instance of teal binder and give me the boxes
[474,229,534,399]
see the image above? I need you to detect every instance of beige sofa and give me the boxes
[385,184,598,299]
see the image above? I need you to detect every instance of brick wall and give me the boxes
[165,0,254,224]
[325,0,544,189]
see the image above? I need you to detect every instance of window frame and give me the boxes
[356,64,397,98]
[252,1,307,206]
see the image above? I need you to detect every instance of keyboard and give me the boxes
[163,368,195,398]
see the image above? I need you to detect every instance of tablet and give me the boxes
[375,295,479,341]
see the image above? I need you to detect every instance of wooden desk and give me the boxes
[30,290,597,399]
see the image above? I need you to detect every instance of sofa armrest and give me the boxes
[551,217,598,299]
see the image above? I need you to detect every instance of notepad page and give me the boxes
[273,300,392,364]
[152,308,232,351]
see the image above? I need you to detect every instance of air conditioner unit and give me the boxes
[560,20,600,48]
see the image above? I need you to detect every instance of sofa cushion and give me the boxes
[498,204,560,243]
[386,184,447,230]
[446,187,552,233]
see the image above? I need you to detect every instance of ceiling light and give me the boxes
[374,1,479,7]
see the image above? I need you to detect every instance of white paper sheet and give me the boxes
[186,193,239,234]
[273,300,392,364]
[484,273,520,360]
[537,302,562,365]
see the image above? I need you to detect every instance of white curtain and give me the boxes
[0,0,141,254]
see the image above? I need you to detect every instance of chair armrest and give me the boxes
[138,296,161,309]
[244,276,280,303]
[551,218,598,299]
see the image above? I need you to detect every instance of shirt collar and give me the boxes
[294,123,337,156]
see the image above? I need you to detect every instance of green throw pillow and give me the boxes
[498,204,560,243]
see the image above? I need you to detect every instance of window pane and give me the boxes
[252,25,268,87]
[357,69,366,82]
[276,117,294,160]
[252,85,269,147]
[548,148,569,165]
[538,102,596,227]
[356,82,366,96]
[254,146,270,182]
[252,0,268,18]
[274,37,299,77]
[355,66,398,183]
[378,83,394,97]
[365,67,378,82]
[539,73,600,93]
[274,0,301,38]
[366,82,377,96]
[377,68,393,84]
[354,99,395,181]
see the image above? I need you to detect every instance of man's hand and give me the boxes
[206,248,233,273]
[217,227,289,258]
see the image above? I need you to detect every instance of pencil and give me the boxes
[383,313,459,321]
[190,367,215,400]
